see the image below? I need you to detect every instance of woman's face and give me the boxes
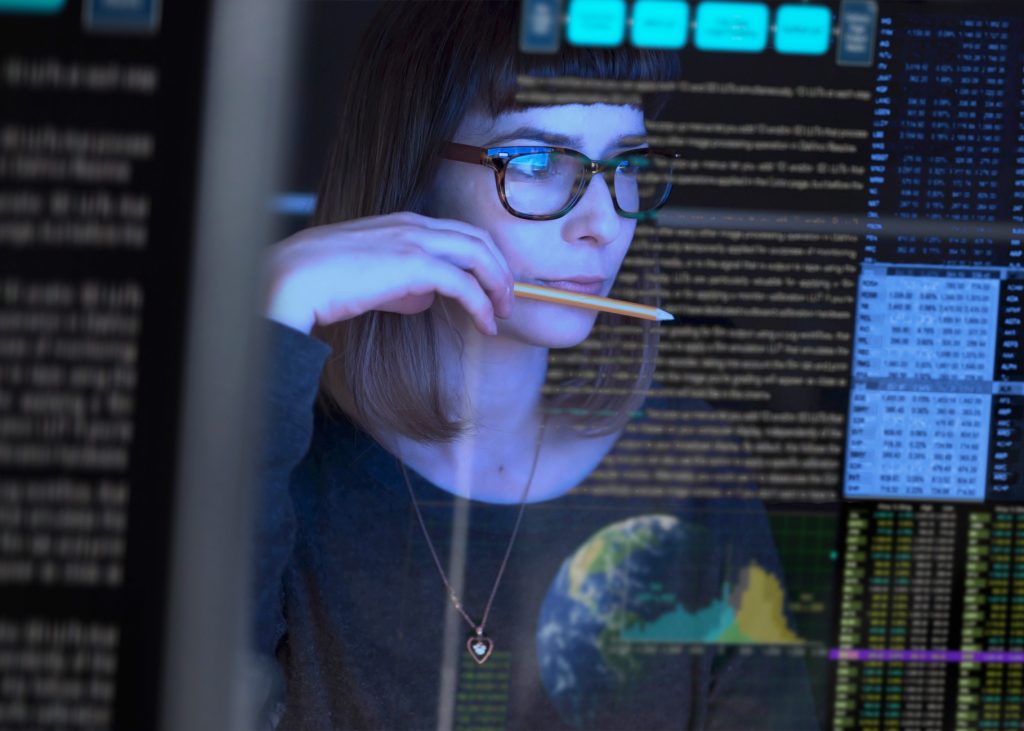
[426,103,647,349]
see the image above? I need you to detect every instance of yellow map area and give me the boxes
[722,562,803,644]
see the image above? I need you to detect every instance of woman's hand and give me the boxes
[264,212,515,336]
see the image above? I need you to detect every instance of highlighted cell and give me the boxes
[774,4,832,55]
[695,1,769,53]
[0,0,64,12]
[566,0,626,47]
[631,0,689,49]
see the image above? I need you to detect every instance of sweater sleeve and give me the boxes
[250,320,332,726]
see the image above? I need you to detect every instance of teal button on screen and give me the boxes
[567,0,626,47]
[695,1,769,52]
[631,0,689,49]
[0,0,64,12]
[774,4,832,55]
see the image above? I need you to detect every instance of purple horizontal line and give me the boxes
[830,648,1024,663]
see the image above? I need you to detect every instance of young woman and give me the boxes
[256,1,818,729]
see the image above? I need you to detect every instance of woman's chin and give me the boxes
[500,306,599,348]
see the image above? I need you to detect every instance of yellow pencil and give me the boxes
[513,282,674,322]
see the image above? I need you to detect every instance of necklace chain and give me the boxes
[399,412,548,638]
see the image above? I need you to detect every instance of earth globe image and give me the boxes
[536,514,799,728]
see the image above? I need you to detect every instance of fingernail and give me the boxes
[487,319,499,336]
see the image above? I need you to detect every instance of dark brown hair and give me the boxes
[313,0,680,442]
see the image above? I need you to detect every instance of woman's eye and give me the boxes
[508,154,558,179]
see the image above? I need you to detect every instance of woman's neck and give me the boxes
[443,316,549,439]
[377,304,623,504]
[399,307,551,502]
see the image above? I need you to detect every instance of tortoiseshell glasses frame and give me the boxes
[443,142,679,221]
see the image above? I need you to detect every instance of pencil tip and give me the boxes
[656,309,674,322]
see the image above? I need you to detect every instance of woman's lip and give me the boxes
[536,279,606,295]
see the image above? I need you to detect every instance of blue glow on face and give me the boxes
[431,104,646,349]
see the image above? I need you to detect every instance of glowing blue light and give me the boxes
[695,2,769,53]
[0,0,64,11]
[631,0,689,49]
[774,4,832,55]
[566,0,626,47]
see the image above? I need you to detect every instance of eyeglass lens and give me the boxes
[503,151,671,217]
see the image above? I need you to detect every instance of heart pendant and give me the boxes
[466,635,494,665]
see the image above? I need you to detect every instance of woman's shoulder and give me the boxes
[267,318,332,372]
[263,319,333,426]
[310,403,380,465]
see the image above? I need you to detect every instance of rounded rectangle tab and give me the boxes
[695,1,769,53]
[83,0,161,33]
[774,4,832,55]
[566,0,626,47]
[631,0,689,49]
[836,0,878,67]
[0,0,64,13]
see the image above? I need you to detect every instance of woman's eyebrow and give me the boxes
[483,126,648,152]
[485,126,578,147]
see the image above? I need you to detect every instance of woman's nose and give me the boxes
[561,172,622,246]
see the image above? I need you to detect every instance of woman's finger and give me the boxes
[332,212,514,293]
[396,213,514,281]
[395,228,513,318]
[401,257,498,336]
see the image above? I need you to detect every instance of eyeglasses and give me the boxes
[444,142,680,221]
